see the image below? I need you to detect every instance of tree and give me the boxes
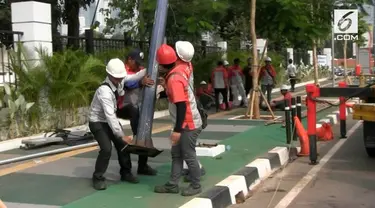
[0,0,13,48]
[249,0,262,119]
[216,0,250,48]
[63,0,94,48]
[101,0,227,42]
[274,0,333,84]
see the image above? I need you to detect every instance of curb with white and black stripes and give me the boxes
[179,147,290,208]
[180,100,358,208]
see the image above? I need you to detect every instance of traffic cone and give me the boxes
[316,122,333,141]
[294,116,309,156]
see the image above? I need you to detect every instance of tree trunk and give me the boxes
[65,0,80,49]
[137,0,145,41]
[312,40,319,85]
[250,0,260,119]
[343,39,347,79]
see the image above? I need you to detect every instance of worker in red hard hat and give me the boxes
[154,44,203,196]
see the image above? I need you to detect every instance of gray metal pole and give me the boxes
[332,23,335,87]
[136,0,168,148]
[0,142,98,166]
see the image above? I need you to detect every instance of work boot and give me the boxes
[154,183,180,194]
[92,177,107,190]
[137,165,157,176]
[184,167,206,183]
[121,173,139,184]
[181,184,202,196]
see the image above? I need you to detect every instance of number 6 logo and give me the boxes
[338,11,354,32]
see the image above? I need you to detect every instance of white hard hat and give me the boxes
[200,81,207,85]
[106,58,127,78]
[224,60,229,66]
[265,57,272,62]
[280,84,289,91]
[175,41,195,62]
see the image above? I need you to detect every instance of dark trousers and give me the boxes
[261,84,273,105]
[169,128,202,187]
[89,122,130,180]
[245,87,251,97]
[214,88,229,111]
[289,76,296,91]
[116,104,148,170]
[274,100,286,111]
[229,87,233,101]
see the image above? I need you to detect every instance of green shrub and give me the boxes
[95,48,131,63]
[9,47,104,132]
[192,52,223,84]
[155,98,168,111]
[40,50,104,109]
[226,50,251,65]
[267,51,287,85]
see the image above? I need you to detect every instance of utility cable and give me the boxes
[266,121,297,208]
[266,101,334,207]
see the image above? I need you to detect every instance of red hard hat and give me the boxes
[156,44,177,65]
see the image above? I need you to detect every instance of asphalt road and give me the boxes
[231,118,375,208]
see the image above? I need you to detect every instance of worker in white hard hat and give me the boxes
[228,58,248,107]
[173,40,208,188]
[224,60,230,67]
[88,58,154,190]
[261,84,292,111]
[196,80,215,109]
[223,60,233,102]
[175,41,195,62]
[259,57,277,107]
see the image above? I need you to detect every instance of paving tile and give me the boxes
[0,173,98,206]
[19,157,163,180]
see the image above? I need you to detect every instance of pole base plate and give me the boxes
[125,144,163,157]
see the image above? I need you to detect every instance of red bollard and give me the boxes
[339,81,347,138]
[306,84,319,165]
[355,64,361,76]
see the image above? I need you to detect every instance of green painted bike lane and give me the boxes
[63,109,331,208]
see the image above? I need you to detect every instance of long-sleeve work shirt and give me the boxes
[88,69,146,138]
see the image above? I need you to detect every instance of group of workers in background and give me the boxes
[197,56,297,112]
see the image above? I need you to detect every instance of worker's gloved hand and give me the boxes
[141,75,155,87]
[122,135,133,144]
